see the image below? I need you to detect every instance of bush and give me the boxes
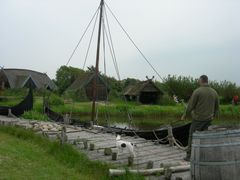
[162,75,198,101]
[2,88,28,97]
[64,89,88,102]
[21,110,48,121]
[48,94,64,106]
[158,95,176,106]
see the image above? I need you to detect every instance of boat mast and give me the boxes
[91,0,104,124]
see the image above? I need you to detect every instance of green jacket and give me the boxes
[186,85,219,121]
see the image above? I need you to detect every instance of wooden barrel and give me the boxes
[191,128,240,180]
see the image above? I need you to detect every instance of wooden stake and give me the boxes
[90,143,95,151]
[104,148,112,156]
[112,152,117,161]
[83,140,88,149]
[167,126,174,146]
[147,161,154,169]
[128,156,134,166]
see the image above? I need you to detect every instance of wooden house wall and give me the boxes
[85,78,109,101]
[124,81,162,104]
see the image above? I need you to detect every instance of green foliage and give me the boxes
[2,88,28,97]
[162,75,198,101]
[64,89,89,102]
[21,110,48,121]
[55,65,85,94]
[161,75,240,103]
[122,78,140,89]
[48,93,64,106]
[210,80,240,104]
[158,94,176,106]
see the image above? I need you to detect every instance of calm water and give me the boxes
[71,114,181,130]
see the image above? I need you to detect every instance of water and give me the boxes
[71,114,181,130]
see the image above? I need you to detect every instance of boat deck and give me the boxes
[0,116,190,179]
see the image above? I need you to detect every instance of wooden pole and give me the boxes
[109,165,190,176]
[91,0,104,124]
[167,126,174,146]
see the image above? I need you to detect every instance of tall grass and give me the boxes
[0,125,144,180]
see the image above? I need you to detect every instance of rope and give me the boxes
[152,130,169,143]
[83,9,100,69]
[66,5,100,66]
[102,6,135,127]
[104,3,189,104]
[102,14,110,127]
[103,6,121,80]
[103,18,120,81]
[167,125,188,151]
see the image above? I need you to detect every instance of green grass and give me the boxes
[0,126,143,180]
[1,94,240,127]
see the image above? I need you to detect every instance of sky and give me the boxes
[0,0,239,84]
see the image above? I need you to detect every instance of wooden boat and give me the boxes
[44,104,91,127]
[104,123,191,146]
[0,88,33,116]
[63,0,190,146]
[44,101,190,145]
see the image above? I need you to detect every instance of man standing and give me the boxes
[181,75,219,161]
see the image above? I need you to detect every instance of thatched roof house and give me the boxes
[0,68,57,90]
[124,79,163,104]
[67,73,110,101]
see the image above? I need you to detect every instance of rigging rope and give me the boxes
[103,6,121,80]
[66,5,100,66]
[83,8,100,69]
[105,3,177,97]
[102,12,110,127]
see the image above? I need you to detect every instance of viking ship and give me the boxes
[0,88,33,116]
[46,0,191,145]
[44,104,91,128]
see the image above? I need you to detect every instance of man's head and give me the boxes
[199,75,208,86]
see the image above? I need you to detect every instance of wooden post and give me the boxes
[164,168,172,180]
[89,143,95,151]
[91,0,104,125]
[128,156,134,166]
[83,140,88,149]
[147,161,154,169]
[60,126,67,145]
[112,152,117,160]
[64,114,70,125]
[104,148,112,156]
[167,126,174,146]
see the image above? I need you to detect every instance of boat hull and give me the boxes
[104,123,191,146]
[0,88,33,116]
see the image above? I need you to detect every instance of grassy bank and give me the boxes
[1,94,240,127]
[29,99,240,119]
[0,126,143,180]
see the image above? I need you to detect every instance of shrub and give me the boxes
[64,89,88,102]
[158,94,176,106]
[21,110,48,121]
[48,93,64,106]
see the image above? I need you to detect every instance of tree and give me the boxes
[163,75,198,101]
[55,66,85,94]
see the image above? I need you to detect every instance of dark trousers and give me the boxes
[186,120,212,158]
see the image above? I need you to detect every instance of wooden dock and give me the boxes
[0,116,190,179]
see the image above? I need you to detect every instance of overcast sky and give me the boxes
[0,0,239,84]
